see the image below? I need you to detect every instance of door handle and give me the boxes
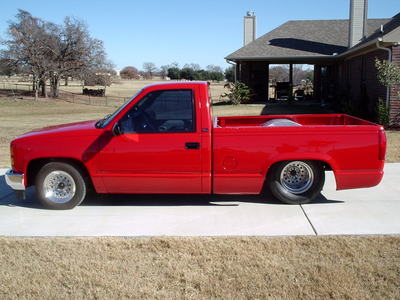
[185,142,200,150]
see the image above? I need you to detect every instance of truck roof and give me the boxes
[143,81,209,90]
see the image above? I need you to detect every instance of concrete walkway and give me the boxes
[0,164,399,237]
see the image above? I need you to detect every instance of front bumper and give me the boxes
[5,169,25,191]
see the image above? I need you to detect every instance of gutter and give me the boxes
[225,55,334,62]
[376,39,392,108]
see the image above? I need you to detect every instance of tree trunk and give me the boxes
[32,75,36,93]
[40,79,47,98]
[51,75,60,98]
[64,76,68,86]
[34,80,39,101]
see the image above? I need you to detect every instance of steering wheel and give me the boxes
[140,111,156,131]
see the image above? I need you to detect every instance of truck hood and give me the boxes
[17,120,99,139]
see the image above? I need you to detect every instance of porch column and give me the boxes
[250,62,269,102]
[266,63,270,99]
[289,63,293,101]
[313,65,321,101]
[235,62,240,82]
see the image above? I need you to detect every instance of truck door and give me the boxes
[97,88,203,194]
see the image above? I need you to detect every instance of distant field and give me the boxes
[0,77,227,102]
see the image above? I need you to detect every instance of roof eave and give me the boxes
[226,38,397,63]
[225,55,338,63]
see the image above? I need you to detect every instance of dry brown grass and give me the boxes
[0,236,399,299]
[386,130,400,162]
[0,98,115,168]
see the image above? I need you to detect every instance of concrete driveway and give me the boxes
[0,164,399,237]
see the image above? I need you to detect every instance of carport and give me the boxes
[227,57,337,103]
[225,15,400,121]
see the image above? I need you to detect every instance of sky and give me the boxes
[0,0,399,71]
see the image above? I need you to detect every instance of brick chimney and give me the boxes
[244,11,256,46]
[348,0,368,48]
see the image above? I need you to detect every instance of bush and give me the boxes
[120,66,139,79]
[180,68,195,80]
[221,82,251,105]
[167,68,180,80]
[83,88,105,96]
[209,71,224,81]
[376,98,390,127]
[224,66,235,82]
[375,59,400,89]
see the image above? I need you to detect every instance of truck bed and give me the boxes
[212,113,385,194]
[215,114,377,128]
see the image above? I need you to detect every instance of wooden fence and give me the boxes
[0,82,128,107]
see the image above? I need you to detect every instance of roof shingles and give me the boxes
[226,18,390,60]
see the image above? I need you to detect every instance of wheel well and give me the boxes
[261,159,332,196]
[26,158,94,190]
[265,159,332,181]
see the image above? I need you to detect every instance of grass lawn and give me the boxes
[0,98,115,168]
[386,130,400,162]
[0,236,399,299]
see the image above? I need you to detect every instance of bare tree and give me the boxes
[190,63,201,71]
[170,61,179,68]
[160,65,169,79]
[142,62,157,79]
[4,10,54,100]
[120,66,139,79]
[0,57,21,77]
[269,66,289,83]
[206,64,223,73]
[3,10,113,99]
[48,17,113,97]
[293,67,312,85]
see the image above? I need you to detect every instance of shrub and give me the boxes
[221,82,251,105]
[376,98,390,127]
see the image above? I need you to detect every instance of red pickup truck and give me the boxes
[6,82,386,209]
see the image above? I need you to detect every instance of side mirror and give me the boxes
[112,122,122,136]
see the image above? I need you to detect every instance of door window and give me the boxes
[119,89,195,133]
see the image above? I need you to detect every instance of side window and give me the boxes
[119,89,195,133]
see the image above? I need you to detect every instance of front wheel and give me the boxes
[267,160,325,204]
[35,162,87,209]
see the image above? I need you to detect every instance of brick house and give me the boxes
[226,2,400,124]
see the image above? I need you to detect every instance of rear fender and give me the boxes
[264,153,338,186]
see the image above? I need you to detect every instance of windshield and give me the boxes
[96,89,144,128]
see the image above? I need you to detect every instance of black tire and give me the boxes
[35,162,87,209]
[267,160,325,204]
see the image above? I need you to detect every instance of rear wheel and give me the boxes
[267,160,324,204]
[35,162,87,209]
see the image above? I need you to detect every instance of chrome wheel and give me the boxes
[43,170,76,203]
[280,161,314,194]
